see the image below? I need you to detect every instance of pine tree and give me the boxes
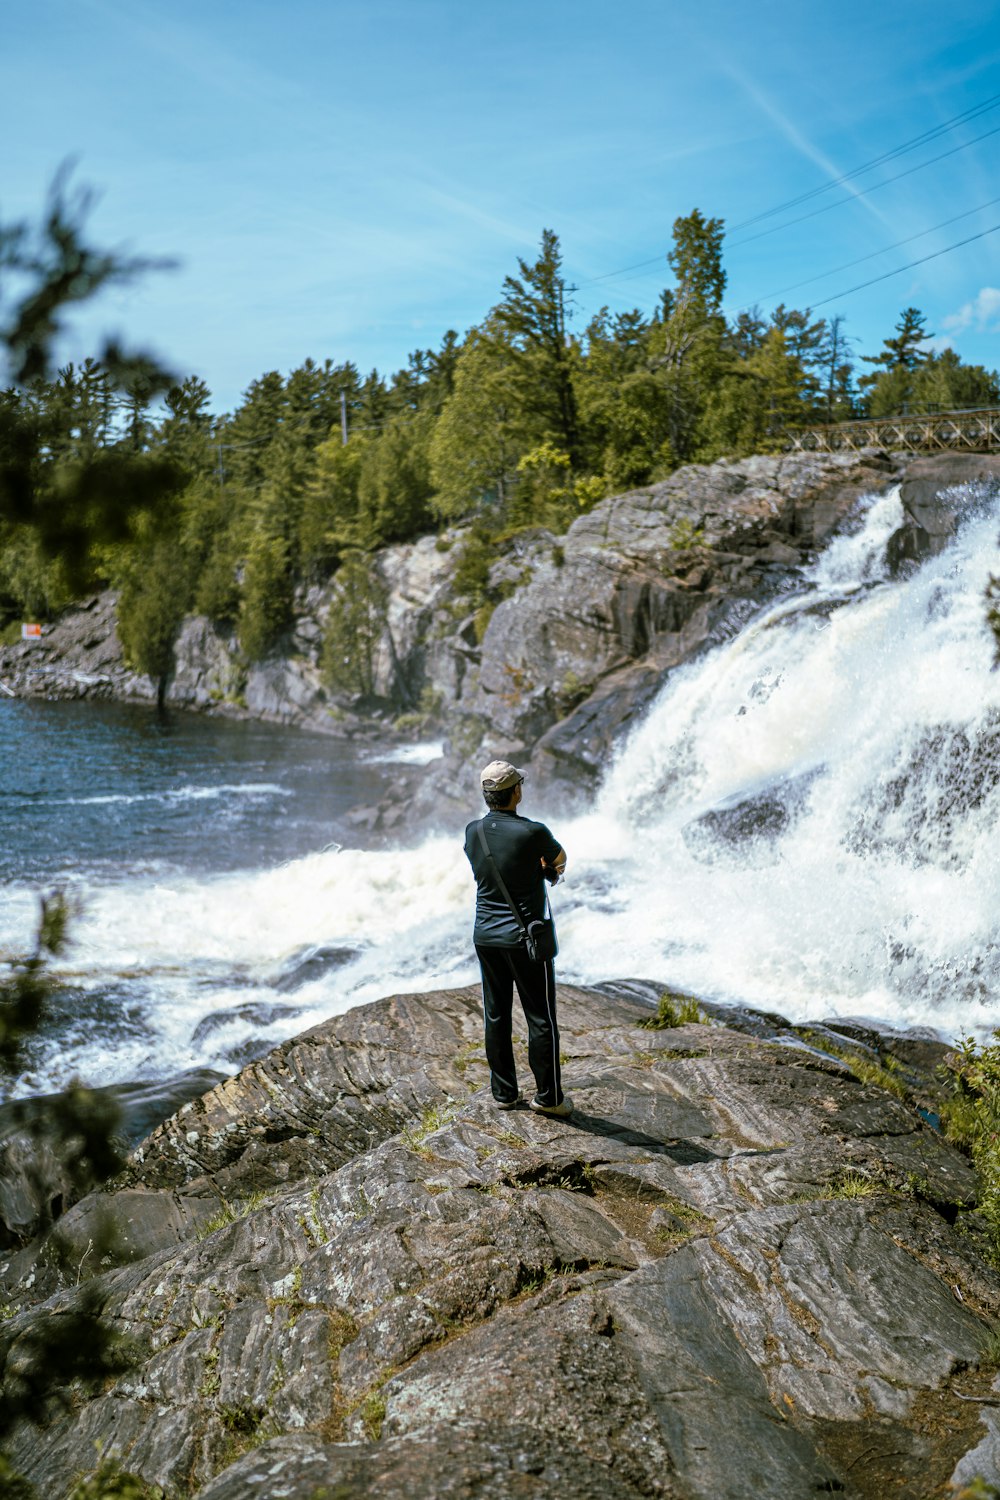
[429,319,537,519]
[859,307,933,414]
[494,229,580,466]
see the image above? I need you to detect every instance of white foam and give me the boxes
[39,782,292,808]
[364,741,445,766]
[9,479,1000,1090]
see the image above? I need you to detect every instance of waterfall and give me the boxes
[560,480,1000,1034]
[8,477,1000,1093]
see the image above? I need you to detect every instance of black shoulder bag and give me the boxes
[476,818,558,963]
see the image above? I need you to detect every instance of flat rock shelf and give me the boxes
[3,984,1000,1498]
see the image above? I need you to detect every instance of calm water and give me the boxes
[0,698,397,882]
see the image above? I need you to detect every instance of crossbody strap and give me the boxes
[476,817,540,938]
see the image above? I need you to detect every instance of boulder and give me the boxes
[471,452,899,788]
[887,453,1000,574]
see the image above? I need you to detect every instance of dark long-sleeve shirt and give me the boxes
[464,808,562,947]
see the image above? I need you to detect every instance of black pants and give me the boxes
[475,942,563,1107]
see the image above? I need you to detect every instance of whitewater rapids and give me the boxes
[6,478,1000,1090]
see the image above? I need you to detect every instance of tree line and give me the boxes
[2,206,998,689]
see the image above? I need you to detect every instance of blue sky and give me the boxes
[3,0,999,412]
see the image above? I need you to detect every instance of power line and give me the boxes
[731,194,1000,312]
[727,121,1000,249]
[728,91,1000,232]
[577,93,1000,287]
[802,220,1000,312]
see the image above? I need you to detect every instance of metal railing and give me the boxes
[786,407,1000,454]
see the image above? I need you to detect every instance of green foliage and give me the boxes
[196,1191,267,1240]
[0,1454,36,1499]
[638,991,706,1029]
[805,1035,909,1102]
[940,1032,1000,1256]
[239,529,294,660]
[402,1101,457,1155]
[557,669,592,713]
[356,412,434,546]
[194,533,242,624]
[821,1170,879,1200]
[115,533,193,686]
[393,685,444,735]
[450,527,493,609]
[495,228,580,467]
[300,433,367,573]
[0,891,69,1070]
[429,320,533,519]
[360,1388,387,1441]
[669,518,705,550]
[321,551,388,698]
[67,1455,162,1500]
[3,182,997,685]
[953,1479,1000,1500]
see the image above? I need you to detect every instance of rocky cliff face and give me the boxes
[2,983,1000,1498]
[6,450,996,814]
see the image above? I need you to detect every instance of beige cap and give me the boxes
[480,759,525,792]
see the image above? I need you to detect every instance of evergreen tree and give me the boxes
[494,229,580,466]
[356,411,434,545]
[321,550,388,699]
[160,375,214,474]
[649,210,729,463]
[238,528,294,660]
[299,431,370,575]
[859,307,933,414]
[667,208,727,314]
[908,348,999,414]
[429,319,536,519]
[818,315,856,422]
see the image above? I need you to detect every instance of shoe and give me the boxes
[529,1094,573,1117]
[494,1096,519,1110]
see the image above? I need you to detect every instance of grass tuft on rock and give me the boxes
[821,1170,880,1200]
[196,1191,267,1239]
[360,1388,387,1441]
[801,1032,909,1101]
[403,1101,457,1155]
[639,991,706,1030]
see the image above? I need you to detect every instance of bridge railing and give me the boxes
[787,407,1000,454]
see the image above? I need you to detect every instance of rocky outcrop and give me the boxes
[442,450,903,805]
[0,592,156,706]
[10,449,999,812]
[887,453,1000,574]
[2,982,1000,1498]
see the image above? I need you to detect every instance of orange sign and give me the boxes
[21,623,42,640]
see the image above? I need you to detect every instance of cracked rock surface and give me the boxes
[2,983,999,1498]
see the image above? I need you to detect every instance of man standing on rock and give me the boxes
[464,760,571,1116]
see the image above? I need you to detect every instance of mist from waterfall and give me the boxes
[4,478,1000,1093]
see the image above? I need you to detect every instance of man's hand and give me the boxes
[542,848,567,884]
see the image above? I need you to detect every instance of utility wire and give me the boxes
[727,121,1000,249]
[801,220,1000,312]
[579,98,1000,285]
[728,91,1000,232]
[731,194,1000,312]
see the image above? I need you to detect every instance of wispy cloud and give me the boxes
[420,186,539,249]
[942,286,1000,335]
[78,0,300,110]
[720,62,894,230]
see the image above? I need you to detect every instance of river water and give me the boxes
[4,478,1000,1099]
